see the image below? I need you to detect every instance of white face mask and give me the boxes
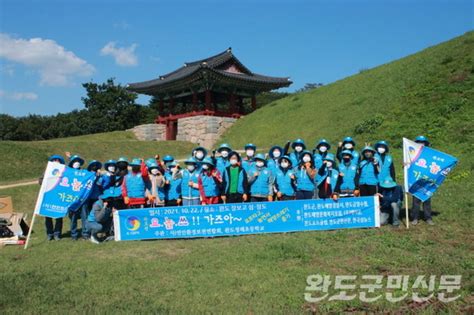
[256,161,264,168]
[295,145,303,152]
[221,151,229,158]
[72,162,81,169]
[151,169,159,175]
[326,161,333,168]
[195,151,204,160]
[230,159,238,166]
[302,155,311,163]
[273,151,281,158]
[319,146,328,153]
[377,147,386,154]
[107,166,116,173]
[187,165,195,172]
[202,164,209,170]
[280,161,289,168]
[246,150,254,157]
[344,143,353,149]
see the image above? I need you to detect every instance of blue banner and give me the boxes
[403,138,458,202]
[113,196,380,241]
[34,162,96,218]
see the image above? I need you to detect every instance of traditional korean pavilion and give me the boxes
[127,48,292,140]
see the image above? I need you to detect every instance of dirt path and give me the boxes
[0,180,37,190]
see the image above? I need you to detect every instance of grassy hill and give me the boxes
[0,131,195,184]
[0,33,473,313]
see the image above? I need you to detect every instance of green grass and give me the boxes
[1,33,474,313]
[0,131,195,185]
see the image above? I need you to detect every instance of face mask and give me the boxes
[295,145,303,152]
[107,166,116,173]
[151,169,159,175]
[132,166,141,173]
[221,151,229,158]
[273,151,281,158]
[230,159,238,166]
[117,163,127,170]
[195,151,204,160]
[319,146,328,153]
[326,162,333,168]
[72,162,81,169]
[256,161,264,168]
[187,165,195,172]
[246,150,254,157]
[364,153,373,159]
[343,157,351,163]
[202,164,209,170]
[377,147,386,154]
[280,161,289,168]
[344,143,353,149]
[302,155,311,163]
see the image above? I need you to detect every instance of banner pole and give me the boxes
[404,192,409,229]
[24,213,37,250]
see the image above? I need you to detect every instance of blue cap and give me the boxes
[145,158,157,167]
[415,135,429,144]
[380,177,397,189]
[184,156,197,164]
[341,150,353,158]
[244,143,256,150]
[316,139,331,150]
[291,139,306,149]
[342,137,355,145]
[117,157,129,164]
[278,155,292,166]
[361,146,376,154]
[217,143,232,152]
[148,162,160,170]
[323,153,336,162]
[129,158,142,166]
[201,157,215,167]
[193,146,208,156]
[163,155,174,163]
[69,155,84,167]
[254,153,266,161]
[87,160,102,171]
[375,141,389,152]
[269,146,283,158]
[48,154,65,164]
[104,159,117,168]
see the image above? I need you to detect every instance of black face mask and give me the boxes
[117,163,128,170]
[343,158,351,163]
[131,166,141,173]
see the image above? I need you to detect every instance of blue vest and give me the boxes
[125,173,146,198]
[199,172,220,197]
[313,153,326,170]
[241,158,254,173]
[249,167,273,196]
[289,152,300,167]
[165,172,181,200]
[101,173,123,198]
[180,170,200,198]
[318,168,339,189]
[224,167,246,194]
[359,160,379,185]
[267,159,279,174]
[376,153,393,181]
[216,157,230,175]
[295,167,315,191]
[275,168,295,196]
[338,163,358,190]
[88,175,103,200]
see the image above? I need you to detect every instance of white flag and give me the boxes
[402,138,423,191]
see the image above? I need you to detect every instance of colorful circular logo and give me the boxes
[52,169,60,176]
[126,216,141,231]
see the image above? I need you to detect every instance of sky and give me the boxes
[0,0,472,117]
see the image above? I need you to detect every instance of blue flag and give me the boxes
[403,138,457,202]
[34,162,96,218]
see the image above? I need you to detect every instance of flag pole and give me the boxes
[403,138,410,229]
[24,213,37,250]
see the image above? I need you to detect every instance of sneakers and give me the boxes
[90,235,100,244]
[411,219,418,226]
[47,235,54,241]
[426,219,435,226]
[104,236,115,242]
[54,235,61,241]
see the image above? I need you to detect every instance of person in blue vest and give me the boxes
[289,139,306,166]
[176,157,201,206]
[374,140,395,182]
[248,153,274,202]
[79,160,103,240]
[267,145,283,174]
[164,161,182,207]
[192,146,208,169]
[316,153,340,199]
[378,177,403,227]
[215,143,232,175]
[274,155,296,200]
[337,150,360,197]
[122,158,148,208]
[358,146,380,196]
[198,157,223,205]
[411,135,435,225]
[66,154,85,240]
[116,157,129,177]
[87,195,115,244]
[162,155,174,168]
[313,139,331,170]
[222,151,249,203]
[337,137,360,166]
[241,143,256,172]
[42,154,65,241]
[101,159,126,210]
[145,162,166,207]
[294,150,316,200]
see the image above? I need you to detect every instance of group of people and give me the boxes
[42,135,435,244]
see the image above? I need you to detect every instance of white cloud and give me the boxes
[100,42,138,66]
[0,89,38,101]
[0,33,95,86]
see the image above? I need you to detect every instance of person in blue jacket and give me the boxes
[192,146,207,169]
[222,151,249,203]
[374,140,395,182]
[145,162,166,207]
[79,160,103,240]
[337,150,360,197]
[411,135,435,226]
[198,157,223,205]
[267,145,283,174]
[241,143,256,172]
[294,150,316,200]
[42,154,65,241]
[378,177,403,227]
[316,153,340,199]
[164,161,182,207]
[247,153,274,202]
[87,196,114,244]
[162,155,175,168]
[176,157,201,206]
[215,143,232,175]
[116,156,129,177]
[289,139,306,166]
[358,146,380,196]
[274,155,296,200]
[313,139,331,170]
[67,154,85,240]
[101,159,126,210]
[337,137,359,166]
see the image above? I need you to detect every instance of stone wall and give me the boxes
[128,123,166,141]
[176,115,238,149]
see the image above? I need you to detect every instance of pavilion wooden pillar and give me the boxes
[158,98,164,116]
[229,92,236,114]
[169,97,175,115]
[251,96,257,111]
[205,90,212,111]
[192,92,198,112]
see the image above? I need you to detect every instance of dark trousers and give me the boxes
[165,200,179,207]
[360,184,377,196]
[45,217,63,237]
[227,193,243,203]
[296,190,313,200]
[412,197,432,220]
[279,195,295,201]
[251,196,267,202]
